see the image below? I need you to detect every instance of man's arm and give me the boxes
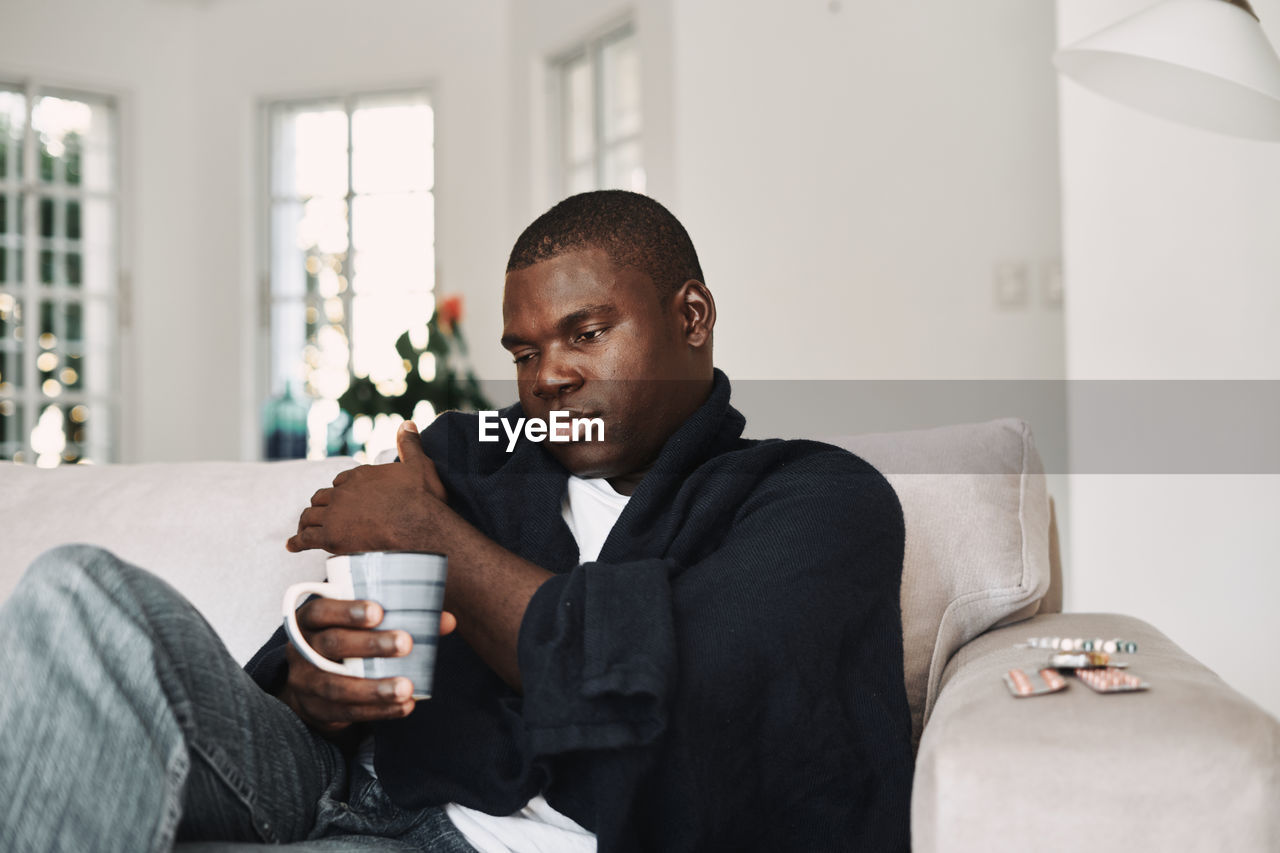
[285,420,552,693]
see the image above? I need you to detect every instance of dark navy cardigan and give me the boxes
[246,370,913,852]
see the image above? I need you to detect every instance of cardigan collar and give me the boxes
[505,369,745,569]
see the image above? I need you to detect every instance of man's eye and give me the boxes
[512,352,536,365]
[575,328,606,343]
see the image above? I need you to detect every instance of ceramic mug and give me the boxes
[282,551,447,699]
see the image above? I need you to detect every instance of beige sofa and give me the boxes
[2,418,1276,852]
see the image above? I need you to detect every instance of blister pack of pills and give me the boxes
[1073,667,1149,693]
[1003,667,1070,698]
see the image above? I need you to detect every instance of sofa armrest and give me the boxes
[912,613,1280,853]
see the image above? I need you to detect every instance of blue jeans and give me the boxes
[0,545,477,853]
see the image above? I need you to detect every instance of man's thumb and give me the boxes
[396,420,422,462]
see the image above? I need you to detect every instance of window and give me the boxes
[0,83,119,466]
[554,24,644,196]
[266,91,434,460]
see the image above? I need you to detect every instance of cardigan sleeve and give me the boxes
[518,556,679,755]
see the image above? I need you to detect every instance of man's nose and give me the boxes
[532,353,582,400]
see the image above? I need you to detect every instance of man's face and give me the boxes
[501,248,707,486]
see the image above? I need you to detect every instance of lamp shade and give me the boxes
[1055,0,1280,141]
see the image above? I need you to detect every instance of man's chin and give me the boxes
[545,442,628,480]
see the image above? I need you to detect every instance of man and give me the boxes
[0,191,912,851]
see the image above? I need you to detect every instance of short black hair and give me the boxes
[506,190,704,303]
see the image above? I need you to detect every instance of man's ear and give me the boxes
[675,279,715,348]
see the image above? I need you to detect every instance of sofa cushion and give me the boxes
[830,418,1052,748]
[0,458,354,664]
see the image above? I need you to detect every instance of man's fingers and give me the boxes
[298,598,384,631]
[395,420,422,465]
[297,667,415,705]
[308,627,412,662]
[309,488,333,507]
[332,468,355,487]
[297,506,325,530]
[286,525,327,553]
[297,692,417,724]
[289,671,417,722]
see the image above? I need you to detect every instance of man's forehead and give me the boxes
[504,248,618,293]
[503,251,654,314]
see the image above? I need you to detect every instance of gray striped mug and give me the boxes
[282,551,448,699]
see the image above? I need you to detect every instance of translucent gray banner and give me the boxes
[469,379,1279,474]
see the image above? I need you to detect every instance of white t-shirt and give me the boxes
[442,475,630,853]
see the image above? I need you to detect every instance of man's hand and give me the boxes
[287,421,445,555]
[277,597,458,734]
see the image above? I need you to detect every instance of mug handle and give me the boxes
[282,582,357,676]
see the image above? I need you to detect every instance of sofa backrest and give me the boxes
[0,417,1053,747]
[0,458,352,664]
[830,418,1053,747]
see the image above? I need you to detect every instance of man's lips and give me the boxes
[536,408,601,420]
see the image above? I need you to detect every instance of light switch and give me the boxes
[993,261,1029,309]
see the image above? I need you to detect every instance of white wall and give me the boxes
[671,0,1066,382]
[1058,0,1280,718]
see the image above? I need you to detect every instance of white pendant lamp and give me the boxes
[1055,0,1280,141]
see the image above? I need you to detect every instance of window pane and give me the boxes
[272,105,348,198]
[0,291,14,341]
[65,301,82,345]
[602,140,645,192]
[65,352,82,391]
[0,347,21,392]
[351,291,430,385]
[601,33,641,142]
[65,251,81,286]
[33,96,96,187]
[43,94,114,192]
[350,193,433,295]
[66,200,81,240]
[0,400,20,451]
[352,96,433,193]
[565,57,594,163]
[39,249,54,285]
[64,401,96,462]
[0,90,25,181]
[39,198,55,238]
[0,293,20,368]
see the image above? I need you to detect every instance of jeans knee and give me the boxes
[22,543,131,597]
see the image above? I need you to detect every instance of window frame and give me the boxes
[550,20,642,197]
[258,84,436,460]
[0,77,124,465]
